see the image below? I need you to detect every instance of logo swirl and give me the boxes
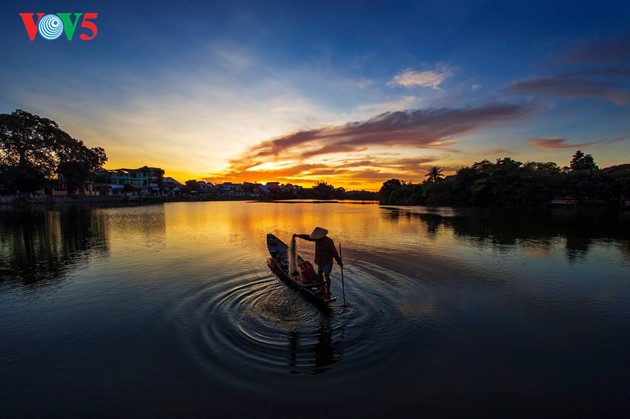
[38,14,64,40]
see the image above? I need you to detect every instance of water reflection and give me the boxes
[104,205,166,247]
[288,316,342,374]
[382,206,630,261]
[0,207,108,287]
[2,201,629,417]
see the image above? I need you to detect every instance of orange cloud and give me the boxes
[529,137,597,149]
[212,102,537,189]
[241,103,534,159]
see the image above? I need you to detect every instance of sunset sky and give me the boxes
[1,0,629,190]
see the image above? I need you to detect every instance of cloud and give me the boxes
[387,65,454,90]
[529,137,596,149]
[557,68,630,78]
[209,156,452,188]
[529,135,630,149]
[338,156,442,172]
[217,102,537,185]
[566,37,630,63]
[509,41,630,105]
[244,102,534,161]
[471,84,482,92]
[356,77,374,89]
[509,76,629,104]
[301,143,367,158]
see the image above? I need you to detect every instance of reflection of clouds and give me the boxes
[618,241,630,260]
[104,205,166,234]
[352,259,408,286]
[596,290,614,302]
[103,205,166,251]
[397,300,435,320]
[522,243,556,259]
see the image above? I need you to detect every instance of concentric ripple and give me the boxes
[38,14,64,40]
[170,260,439,394]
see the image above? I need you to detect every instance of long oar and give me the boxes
[339,243,346,307]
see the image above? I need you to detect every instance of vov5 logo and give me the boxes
[19,13,99,41]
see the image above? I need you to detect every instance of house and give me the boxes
[50,177,97,196]
[163,177,183,196]
[216,182,250,197]
[266,182,280,191]
[197,180,214,191]
[95,166,165,196]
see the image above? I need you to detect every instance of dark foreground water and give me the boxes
[1,202,629,417]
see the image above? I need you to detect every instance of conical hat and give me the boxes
[309,227,328,239]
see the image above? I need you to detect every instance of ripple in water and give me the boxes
[171,260,436,392]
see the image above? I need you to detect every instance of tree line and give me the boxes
[299,182,378,200]
[380,152,630,207]
[183,179,378,200]
[0,109,107,194]
[0,109,379,200]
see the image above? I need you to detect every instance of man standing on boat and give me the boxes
[293,227,343,299]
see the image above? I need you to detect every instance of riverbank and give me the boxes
[1,193,624,210]
[0,194,255,207]
[0,195,379,207]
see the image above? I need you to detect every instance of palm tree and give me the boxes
[425,166,444,183]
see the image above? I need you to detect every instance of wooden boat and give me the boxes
[266,233,336,306]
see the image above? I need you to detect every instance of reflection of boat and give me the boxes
[266,233,336,306]
[288,320,342,374]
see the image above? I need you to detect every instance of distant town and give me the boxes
[50,166,377,201]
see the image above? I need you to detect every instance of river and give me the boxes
[1,201,629,417]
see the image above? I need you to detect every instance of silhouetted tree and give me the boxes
[0,109,107,194]
[488,157,523,205]
[518,161,561,205]
[423,179,453,206]
[332,187,346,199]
[345,189,379,200]
[311,181,335,199]
[379,179,403,204]
[604,165,630,201]
[570,150,598,172]
[424,166,444,183]
[57,147,107,195]
[185,180,200,190]
[451,166,483,205]
[379,179,424,205]
[378,151,627,208]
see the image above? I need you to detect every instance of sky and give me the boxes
[1,0,629,190]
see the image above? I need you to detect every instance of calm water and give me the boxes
[1,202,629,417]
